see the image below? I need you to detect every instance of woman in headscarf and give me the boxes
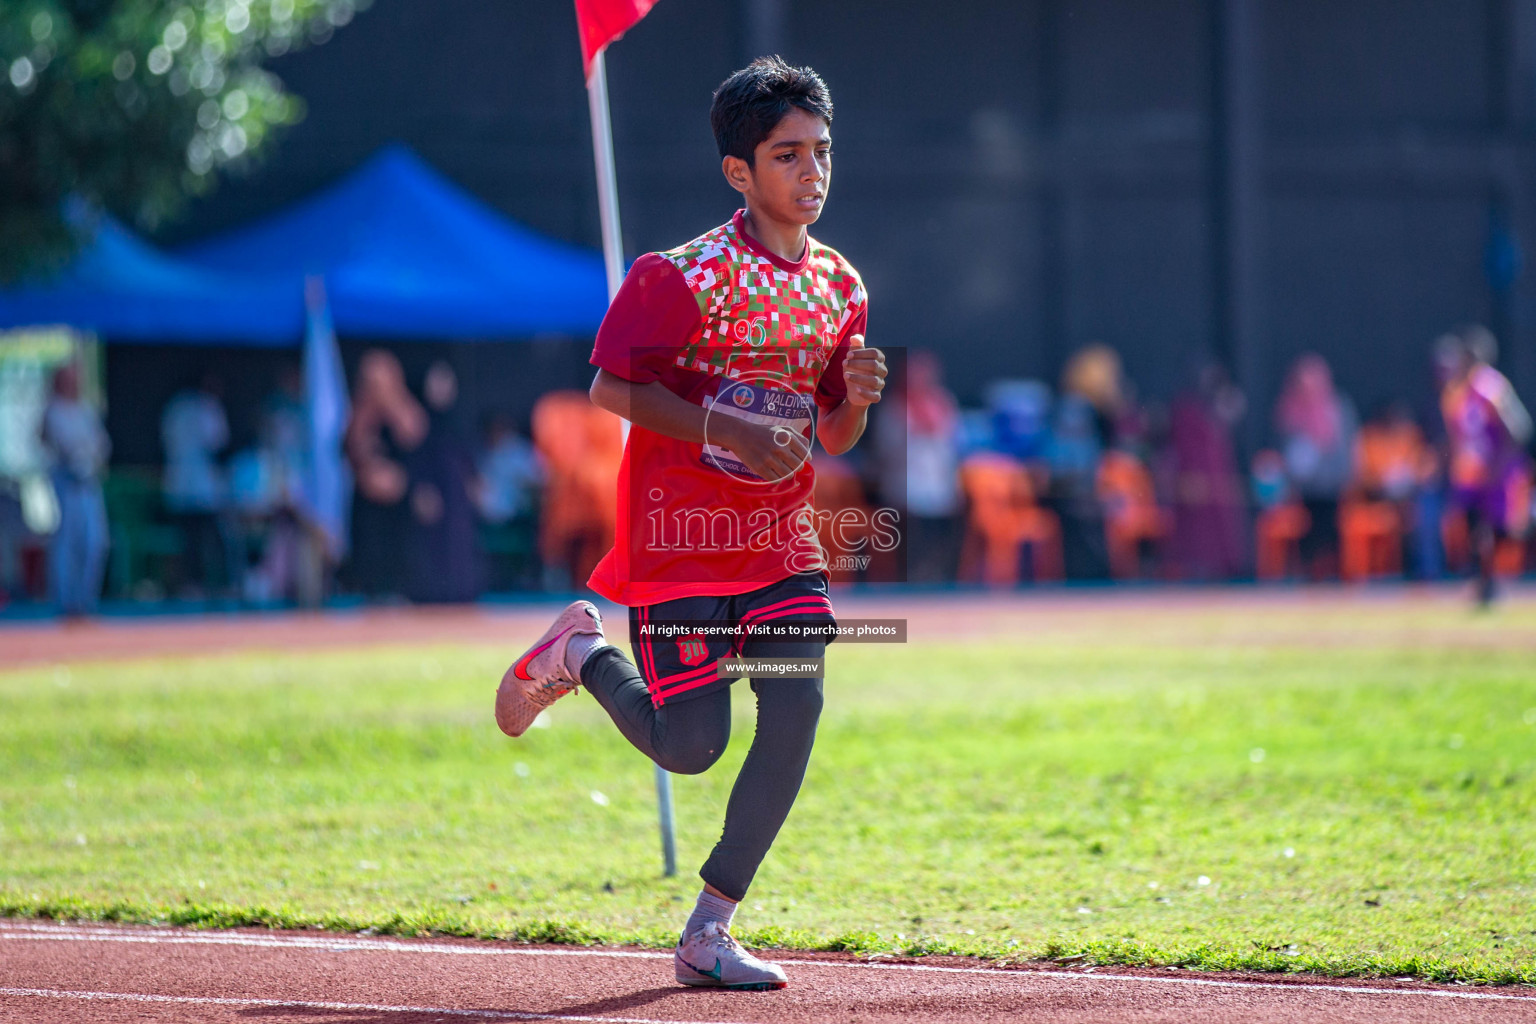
[344,350,427,598]
[1164,362,1248,580]
[404,360,480,603]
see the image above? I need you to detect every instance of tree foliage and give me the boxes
[0,0,367,282]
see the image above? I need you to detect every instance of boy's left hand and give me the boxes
[842,334,887,407]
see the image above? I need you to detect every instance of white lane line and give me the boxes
[0,925,666,959]
[775,961,1536,1004]
[4,923,1535,1004]
[0,987,747,1024]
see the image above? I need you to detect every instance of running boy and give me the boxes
[495,57,885,990]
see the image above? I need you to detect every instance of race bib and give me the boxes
[700,378,814,480]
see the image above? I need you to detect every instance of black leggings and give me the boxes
[580,642,824,902]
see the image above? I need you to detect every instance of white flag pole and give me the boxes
[587,53,625,303]
[586,49,678,879]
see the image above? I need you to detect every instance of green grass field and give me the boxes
[3,596,1536,984]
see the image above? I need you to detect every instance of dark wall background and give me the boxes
[157,0,1536,451]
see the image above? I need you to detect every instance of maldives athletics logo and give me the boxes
[676,633,710,667]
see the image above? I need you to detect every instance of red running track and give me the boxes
[2,922,1534,1024]
[4,584,1533,669]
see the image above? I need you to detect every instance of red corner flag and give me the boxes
[576,0,659,79]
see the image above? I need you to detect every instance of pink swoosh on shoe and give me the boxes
[512,625,575,681]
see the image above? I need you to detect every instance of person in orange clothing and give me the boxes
[1352,402,1438,578]
[530,391,622,589]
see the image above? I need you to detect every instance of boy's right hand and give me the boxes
[717,417,811,483]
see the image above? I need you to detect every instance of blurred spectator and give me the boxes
[1096,448,1168,579]
[227,437,276,577]
[1439,326,1533,603]
[985,379,1052,462]
[1250,448,1290,511]
[476,413,543,525]
[1112,380,1155,463]
[1411,332,1473,580]
[262,366,309,467]
[1049,344,1129,578]
[272,366,329,605]
[888,350,962,583]
[475,412,544,592]
[1355,403,1432,503]
[404,361,479,603]
[1046,393,1102,497]
[532,390,621,589]
[228,371,326,606]
[1352,401,1438,578]
[1062,342,1126,445]
[1251,447,1311,581]
[344,350,426,598]
[1164,363,1248,580]
[1276,353,1358,577]
[957,407,998,456]
[39,363,109,616]
[160,373,230,596]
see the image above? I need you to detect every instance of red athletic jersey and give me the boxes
[587,210,869,606]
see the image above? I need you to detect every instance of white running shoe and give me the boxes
[495,601,603,738]
[674,920,788,990]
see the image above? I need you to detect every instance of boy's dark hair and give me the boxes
[710,56,833,165]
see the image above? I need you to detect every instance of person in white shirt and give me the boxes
[39,362,109,616]
[161,374,230,595]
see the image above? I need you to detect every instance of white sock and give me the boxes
[564,632,610,682]
[683,888,737,938]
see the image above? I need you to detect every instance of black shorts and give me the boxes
[629,572,836,707]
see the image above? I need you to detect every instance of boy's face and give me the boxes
[725,106,831,226]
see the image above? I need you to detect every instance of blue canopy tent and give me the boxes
[179,144,610,338]
[0,149,606,587]
[0,212,303,344]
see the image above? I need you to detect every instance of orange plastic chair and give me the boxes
[1096,450,1169,579]
[1255,503,1310,581]
[1442,508,1528,577]
[1355,422,1428,499]
[532,391,623,585]
[1508,471,1534,574]
[1338,423,1428,581]
[1339,500,1401,581]
[958,453,1062,586]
